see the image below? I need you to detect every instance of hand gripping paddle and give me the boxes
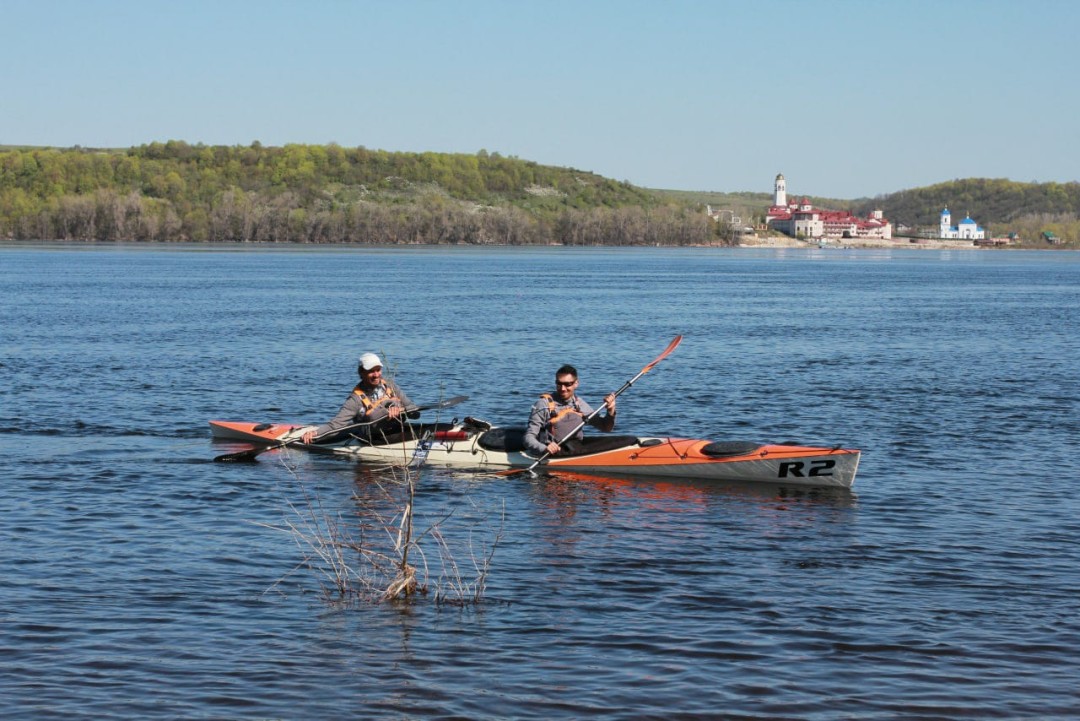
[500,335,683,476]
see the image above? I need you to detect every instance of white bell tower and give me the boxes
[940,208,952,238]
[774,173,787,207]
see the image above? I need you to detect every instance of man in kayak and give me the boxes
[295,352,415,443]
[523,364,617,457]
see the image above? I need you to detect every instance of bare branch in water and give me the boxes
[255,404,501,607]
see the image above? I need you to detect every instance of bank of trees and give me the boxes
[0,142,718,245]
[0,183,713,246]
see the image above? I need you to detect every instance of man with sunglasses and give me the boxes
[523,364,617,457]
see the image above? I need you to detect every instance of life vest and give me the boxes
[352,382,398,413]
[540,392,584,443]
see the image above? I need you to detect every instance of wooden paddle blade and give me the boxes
[641,334,682,374]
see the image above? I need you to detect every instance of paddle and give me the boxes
[213,395,469,462]
[500,335,683,477]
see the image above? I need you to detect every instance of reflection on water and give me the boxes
[544,469,859,509]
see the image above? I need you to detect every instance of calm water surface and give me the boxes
[2,244,1079,719]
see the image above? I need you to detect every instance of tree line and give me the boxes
[0,142,722,246]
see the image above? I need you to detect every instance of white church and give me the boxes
[939,208,985,240]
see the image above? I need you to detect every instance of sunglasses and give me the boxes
[555,380,576,387]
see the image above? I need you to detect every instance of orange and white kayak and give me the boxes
[210,420,305,443]
[209,418,860,488]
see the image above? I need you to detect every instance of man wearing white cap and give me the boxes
[300,352,414,443]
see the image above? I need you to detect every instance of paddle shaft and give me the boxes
[213,395,468,462]
[516,335,683,475]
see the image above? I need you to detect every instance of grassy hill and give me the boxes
[1,141,659,209]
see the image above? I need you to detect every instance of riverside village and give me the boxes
[710,173,1017,249]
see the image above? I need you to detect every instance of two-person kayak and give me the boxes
[209,417,860,488]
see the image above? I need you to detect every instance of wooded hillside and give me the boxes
[0,142,718,245]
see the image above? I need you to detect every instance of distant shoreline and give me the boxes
[736,235,1026,250]
[2,238,1070,251]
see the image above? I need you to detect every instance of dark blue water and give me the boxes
[3,244,1079,719]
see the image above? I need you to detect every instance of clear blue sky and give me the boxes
[2,0,1076,199]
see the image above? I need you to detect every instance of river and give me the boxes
[2,244,1078,719]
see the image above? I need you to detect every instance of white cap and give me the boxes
[358,352,383,370]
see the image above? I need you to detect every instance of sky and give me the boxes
[2,0,1077,199]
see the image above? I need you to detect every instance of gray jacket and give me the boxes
[523,394,608,456]
[314,380,412,438]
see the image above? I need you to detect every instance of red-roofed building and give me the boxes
[765,173,892,240]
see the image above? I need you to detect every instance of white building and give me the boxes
[765,173,892,240]
[939,208,985,240]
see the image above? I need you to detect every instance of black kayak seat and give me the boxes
[700,441,763,458]
[478,427,528,452]
[566,434,640,455]
[477,429,640,456]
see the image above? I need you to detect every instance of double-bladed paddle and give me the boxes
[213,395,469,462]
[499,335,683,477]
